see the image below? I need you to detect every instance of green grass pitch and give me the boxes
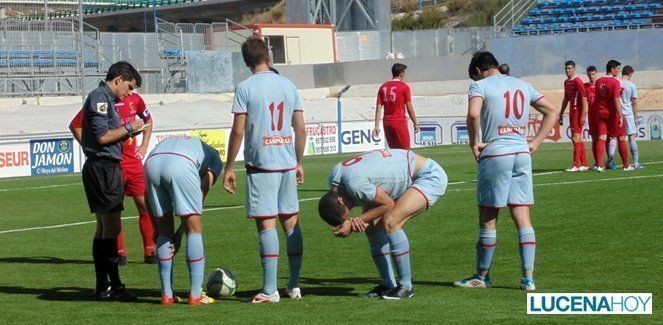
[0,142,661,323]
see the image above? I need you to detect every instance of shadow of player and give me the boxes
[0,256,91,265]
[0,286,162,304]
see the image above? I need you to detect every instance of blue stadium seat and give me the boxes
[616,12,628,20]
[531,7,542,15]
[604,13,616,20]
[648,3,661,10]
[553,7,564,15]
[522,17,533,25]
[635,3,648,10]
[624,4,636,11]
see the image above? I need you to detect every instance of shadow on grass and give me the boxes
[232,285,357,300]
[0,286,161,304]
[0,256,92,265]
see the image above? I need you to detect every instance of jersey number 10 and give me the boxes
[503,90,525,119]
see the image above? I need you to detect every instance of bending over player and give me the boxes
[144,136,223,306]
[454,52,558,291]
[318,149,447,300]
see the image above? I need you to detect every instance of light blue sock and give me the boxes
[608,138,617,159]
[366,228,396,288]
[285,227,303,290]
[518,227,536,278]
[630,139,639,165]
[476,229,497,272]
[156,236,173,298]
[259,229,279,295]
[186,233,205,298]
[387,229,412,290]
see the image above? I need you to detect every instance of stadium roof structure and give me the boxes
[1,0,280,32]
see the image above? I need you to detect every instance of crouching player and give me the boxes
[143,136,223,306]
[454,52,558,291]
[318,149,447,300]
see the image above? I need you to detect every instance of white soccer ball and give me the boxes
[206,268,238,297]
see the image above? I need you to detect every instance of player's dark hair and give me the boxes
[565,60,576,67]
[105,61,141,87]
[318,190,345,227]
[498,63,510,75]
[587,66,597,73]
[468,51,499,79]
[622,65,634,76]
[241,36,269,69]
[392,63,407,78]
[606,60,621,73]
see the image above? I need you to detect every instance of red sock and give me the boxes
[579,142,587,166]
[572,142,580,167]
[117,231,126,257]
[591,140,598,166]
[618,139,629,168]
[138,211,156,255]
[596,138,606,166]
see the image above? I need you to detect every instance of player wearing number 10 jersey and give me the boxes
[223,36,306,303]
[454,52,558,291]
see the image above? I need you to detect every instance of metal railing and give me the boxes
[493,0,538,32]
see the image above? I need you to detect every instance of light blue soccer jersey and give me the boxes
[232,71,303,171]
[328,149,414,206]
[147,136,223,181]
[620,79,637,116]
[468,74,543,157]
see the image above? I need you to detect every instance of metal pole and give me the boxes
[337,85,350,154]
[79,0,85,101]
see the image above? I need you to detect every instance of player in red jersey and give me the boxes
[70,92,157,264]
[559,61,588,172]
[592,60,628,171]
[584,66,599,168]
[373,63,419,149]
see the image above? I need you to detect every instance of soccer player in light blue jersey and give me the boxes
[619,66,641,169]
[453,52,558,291]
[144,136,223,306]
[223,36,307,303]
[318,149,447,300]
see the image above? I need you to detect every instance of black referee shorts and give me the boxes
[82,157,124,213]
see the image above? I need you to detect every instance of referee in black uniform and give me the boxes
[82,61,143,301]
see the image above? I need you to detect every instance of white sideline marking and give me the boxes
[1,165,662,234]
[0,197,321,235]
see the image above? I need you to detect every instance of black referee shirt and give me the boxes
[81,81,122,160]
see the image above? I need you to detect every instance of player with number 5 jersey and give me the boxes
[454,52,558,292]
[223,36,306,304]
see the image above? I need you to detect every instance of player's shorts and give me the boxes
[246,169,299,219]
[595,110,611,137]
[609,112,627,137]
[144,154,202,218]
[121,163,146,197]
[569,108,585,134]
[624,114,637,136]
[383,121,411,150]
[411,158,447,209]
[82,157,124,213]
[477,152,533,208]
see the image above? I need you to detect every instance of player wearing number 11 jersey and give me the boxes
[454,52,558,291]
[223,36,306,303]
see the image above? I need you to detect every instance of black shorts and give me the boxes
[82,157,124,213]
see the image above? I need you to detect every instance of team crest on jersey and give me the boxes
[96,102,108,114]
[263,135,292,146]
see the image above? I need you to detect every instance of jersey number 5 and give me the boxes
[503,90,525,119]
[269,102,285,131]
[382,86,397,103]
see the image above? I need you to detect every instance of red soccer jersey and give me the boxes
[376,79,411,123]
[584,82,596,110]
[593,76,621,114]
[563,75,586,109]
[70,93,151,166]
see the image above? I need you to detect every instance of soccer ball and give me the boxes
[206,268,238,297]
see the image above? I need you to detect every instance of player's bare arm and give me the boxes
[614,98,624,127]
[223,114,246,194]
[559,97,569,125]
[632,98,638,121]
[466,96,485,162]
[292,110,306,185]
[70,125,82,144]
[136,118,153,159]
[529,98,559,154]
[373,103,383,137]
[406,102,419,133]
